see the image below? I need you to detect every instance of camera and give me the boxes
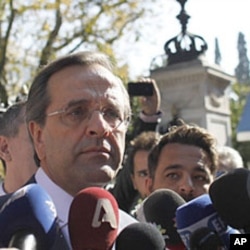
[127,82,153,96]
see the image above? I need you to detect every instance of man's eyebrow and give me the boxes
[160,165,211,179]
[66,99,89,108]
[163,164,185,172]
[162,164,183,172]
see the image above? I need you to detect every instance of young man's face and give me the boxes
[147,143,214,201]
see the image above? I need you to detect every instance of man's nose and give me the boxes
[85,111,110,137]
[179,176,194,196]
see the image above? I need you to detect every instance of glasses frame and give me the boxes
[47,105,130,130]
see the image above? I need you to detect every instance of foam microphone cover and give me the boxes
[142,189,185,247]
[209,168,250,231]
[115,222,166,250]
[0,183,57,249]
[68,187,119,250]
[189,227,223,250]
[176,194,240,249]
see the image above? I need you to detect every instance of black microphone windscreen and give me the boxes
[189,227,223,250]
[143,189,185,245]
[115,222,166,250]
[209,168,250,230]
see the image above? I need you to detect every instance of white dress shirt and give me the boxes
[0,181,6,196]
[35,168,73,248]
[35,168,137,249]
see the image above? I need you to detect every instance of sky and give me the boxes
[116,0,250,79]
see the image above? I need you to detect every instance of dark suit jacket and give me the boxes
[0,176,70,250]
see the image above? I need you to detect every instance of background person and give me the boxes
[145,123,218,202]
[127,78,162,142]
[216,145,244,177]
[109,131,161,214]
[0,100,37,195]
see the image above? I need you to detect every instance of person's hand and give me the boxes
[138,78,161,116]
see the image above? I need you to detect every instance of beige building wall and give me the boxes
[150,58,235,146]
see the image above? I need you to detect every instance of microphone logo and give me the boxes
[45,200,57,217]
[92,198,118,229]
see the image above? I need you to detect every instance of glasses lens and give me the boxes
[61,105,88,126]
[102,108,123,129]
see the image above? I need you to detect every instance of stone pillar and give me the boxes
[150,58,235,146]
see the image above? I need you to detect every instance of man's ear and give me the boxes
[28,121,45,161]
[145,177,153,197]
[0,136,11,162]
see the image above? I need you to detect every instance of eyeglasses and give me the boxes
[47,103,130,130]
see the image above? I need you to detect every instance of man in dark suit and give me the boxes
[0,51,137,249]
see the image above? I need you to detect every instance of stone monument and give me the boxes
[150,0,234,146]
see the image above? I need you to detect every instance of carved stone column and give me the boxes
[151,58,234,146]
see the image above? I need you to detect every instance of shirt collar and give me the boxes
[0,181,6,196]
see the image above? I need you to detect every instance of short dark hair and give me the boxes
[0,101,27,170]
[26,51,131,127]
[148,124,218,178]
[0,101,26,137]
[125,131,161,175]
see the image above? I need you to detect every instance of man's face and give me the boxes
[131,150,149,198]
[148,143,214,201]
[30,64,128,195]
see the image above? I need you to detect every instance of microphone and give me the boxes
[115,222,166,250]
[209,168,250,232]
[68,187,119,250]
[189,227,223,250]
[176,194,240,249]
[0,183,58,250]
[142,189,186,249]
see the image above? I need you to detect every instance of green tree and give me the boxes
[235,32,250,84]
[214,37,221,65]
[230,82,250,166]
[0,0,158,104]
[231,32,250,166]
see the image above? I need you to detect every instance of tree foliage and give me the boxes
[214,37,221,65]
[0,0,158,105]
[230,82,250,165]
[235,32,250,84]
[231,32,250,166]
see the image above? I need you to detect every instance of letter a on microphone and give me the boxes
[92,198,118,229]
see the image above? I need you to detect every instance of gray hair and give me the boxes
[217,146,244,172]
[0,100,29,169]
[0,101,26,137]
